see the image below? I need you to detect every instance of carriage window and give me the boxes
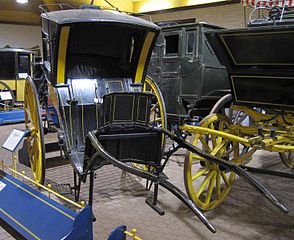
[164,34,179,55]
[42,37,51,62]
[186,32,195,54]
[0,52,16,79]
[18,54,30,77]
[106,80,124,93]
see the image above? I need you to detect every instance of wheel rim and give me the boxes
[0,80,15,110]
[184,114,243,210]
[24,77,45,184]
[132,77,167,171]
[144,77,167,132]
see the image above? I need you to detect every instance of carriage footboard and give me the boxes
[86,131,216,233]
[156,127,289,214]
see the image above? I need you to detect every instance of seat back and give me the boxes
[94,92,162,167]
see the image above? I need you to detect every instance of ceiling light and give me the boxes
[16,0,28,4]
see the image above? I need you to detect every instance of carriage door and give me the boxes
[180,29,199,105]
[160,30,182,115]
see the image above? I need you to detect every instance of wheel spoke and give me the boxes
[221,171,229,186]
[199,135,212,153]
[204,173,216,204]
[191,154,205,161]
[196,170,215,198]
[192,167,209,181]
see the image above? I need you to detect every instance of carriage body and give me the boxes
[147,23,230,123]
[0,48,34,102]
[180,9,294,211]
[38,8,161,176]
[205,24,294,111]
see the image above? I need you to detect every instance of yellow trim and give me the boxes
[135,32,155,83]
[0,173,75,221]
[57,26,70,84]
[231,75,294,108]
[30,53,33,77]
[220,30,294,66]
[136,95,148,123]
[0,208,41,240]
[0,80,16,90]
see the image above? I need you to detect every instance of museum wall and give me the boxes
[0,23,42,50]
[0,3,252,54]
[141,3,252,29]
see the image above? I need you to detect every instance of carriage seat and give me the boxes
[84,92,163,171]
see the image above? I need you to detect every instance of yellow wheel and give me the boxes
[144,76,167,142]
[184,114,244,210]
[24,77,45,184]
[132,76,167,171]
[279,150,294,169]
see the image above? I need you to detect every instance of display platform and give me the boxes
[0,169,93,240]
[0,110,24,125]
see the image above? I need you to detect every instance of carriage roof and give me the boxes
[41,9,160,30]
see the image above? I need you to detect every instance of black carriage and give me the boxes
[147,23,230,124]
[22,4,216,234]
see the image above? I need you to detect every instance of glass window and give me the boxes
[18,54,30,74]
[186,32,195,54]
[164,34,179,55]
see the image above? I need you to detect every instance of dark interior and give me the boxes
[66,23,147,79]
[0,52,16,79]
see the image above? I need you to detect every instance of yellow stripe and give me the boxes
[135,32,155,83]
[0,208,41,240]
[0,173,75,221]
[30,54,33,77]
[57,26,70,84]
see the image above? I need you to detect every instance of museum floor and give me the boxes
[0,123,293,240]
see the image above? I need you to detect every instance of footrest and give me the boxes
[51,183,73,195]
[0,170,93,240]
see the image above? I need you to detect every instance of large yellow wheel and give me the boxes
[24,77,45,184]
[184,114,244,210]
[144,76,167,145]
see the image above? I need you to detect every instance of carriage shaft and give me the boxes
[158,127,289,213]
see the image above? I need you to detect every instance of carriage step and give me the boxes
[51,183,73,195]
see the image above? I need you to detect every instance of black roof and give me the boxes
[160,22,224,31]
[41,9,160,31]
[0,48,34,54]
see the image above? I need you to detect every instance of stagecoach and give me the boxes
[147,22,230,125]
[0,48,35,110]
